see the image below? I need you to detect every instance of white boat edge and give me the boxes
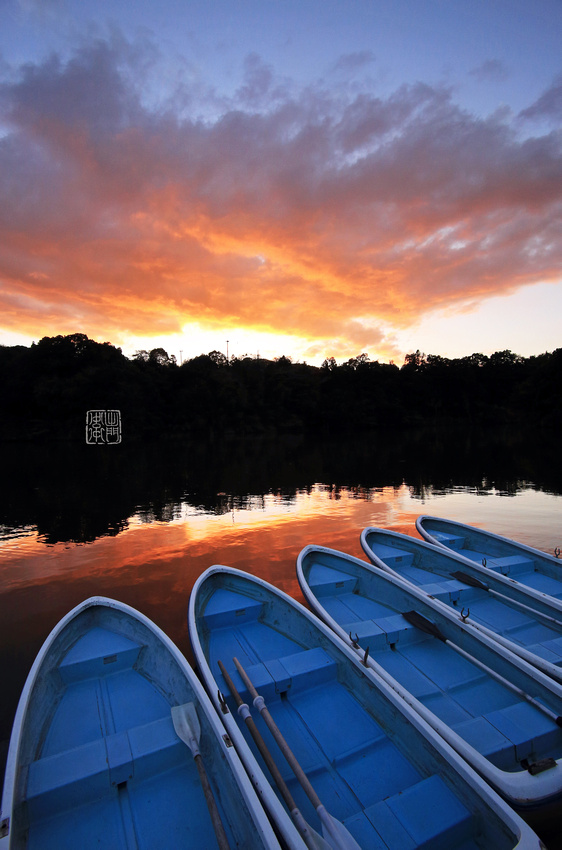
[190,564,547,850]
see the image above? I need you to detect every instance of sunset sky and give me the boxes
[1,0,561,365]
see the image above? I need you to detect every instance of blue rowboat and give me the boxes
[189,565,544,849]
[416,515,562,602]
[0,597,288,850]
[360,526,562,685]
[297,544,562,816]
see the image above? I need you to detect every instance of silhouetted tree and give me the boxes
[1,335,561,441]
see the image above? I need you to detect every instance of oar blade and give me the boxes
[402,610,445,642]
[317,806,362,850]
[451,570,487,590]
[172,702,201,755]
[291,812,332,850]
[305,830,333,850]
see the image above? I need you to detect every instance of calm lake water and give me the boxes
[1,426,561,842]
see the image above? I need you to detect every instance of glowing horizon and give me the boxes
[1,1,561,366]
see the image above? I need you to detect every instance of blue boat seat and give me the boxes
[487,555,534,576]
[58,627,143,683]
[432,531,465,551]
[374,615,419,646]
[454,701,562,768]
[202,589,264,627]
[359,774,473,850]
[307,564,357,597]
[251,647,339,698]
[418,580,464,604]
[526,639,562,666]
[27,738,109,820]
[341,616,420,652]
[370,544,414,569]
[218,647,338,703]
[26,716,183,820]
[343,620,387,649]
[453,717,514,769]
[484,701,562,763]
[535,636,562,664]
[457,547,487,562]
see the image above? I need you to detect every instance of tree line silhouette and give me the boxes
[1,333,560,441]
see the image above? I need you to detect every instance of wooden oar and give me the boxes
[218,660,331,850]
[450,570,562,629]
[172,703,231,850]
[232,657,361,850]
[402,611,562,728]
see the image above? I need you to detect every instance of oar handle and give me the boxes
[233,656,259,699]
[218,661,297,810]
[194,753,231,850]
[219,661,331,850]
[218,660,245,708]
[233,657,323,811]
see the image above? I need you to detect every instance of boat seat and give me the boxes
[431,531,465,551]
[455,702,562,769]
[307,564,357,597]
[487,555,534,576]
[343,620,387,650]
[58,627,143,683]
[418,580,465,604]
[370,544,415,569]
[340,616,419,651]
[345,774,472,850]
[266,647,337,693]
[26,716,183,820]
[453,716,514,769]
[202,589,264,627]
[223,647,338,703]
[370,615,419,647]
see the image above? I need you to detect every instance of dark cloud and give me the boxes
[469,59,509,83]
[520,75,562,123]
[236,53,277,107]
[331,50,376,75]
[0,33,561,350]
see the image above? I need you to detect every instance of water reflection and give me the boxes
[1,426,562,837]
[1,425,561,546]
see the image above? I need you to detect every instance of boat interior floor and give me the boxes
[204,588,490,850]
[369,545,562,667]
[425,531,562,601]
[305,564,562,773]
[23,626,231,850]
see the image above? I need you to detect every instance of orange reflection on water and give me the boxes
[2,480,562,762]
[0,484,421,725]
[0,484,420,595]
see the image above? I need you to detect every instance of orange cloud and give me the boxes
[1,36,561,356]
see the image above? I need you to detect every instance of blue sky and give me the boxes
[1,0,561,363]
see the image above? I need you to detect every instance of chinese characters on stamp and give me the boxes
[86,410,122,444]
